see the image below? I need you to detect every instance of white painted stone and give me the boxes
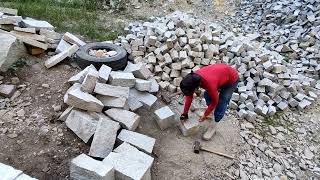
[70,154,114,180]
[117,129,156,154]
[105,108,140,131]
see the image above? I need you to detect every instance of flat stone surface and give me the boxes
[105,108,140,131]
[89,114,120,158]
[0,84,16,97]
[0,162,23,180]
[65,109,98,143]
[129,88,157,109]
[71,154,114,180]
[128,95,143,111]
[135,79,152,92]
[94,83,129,98]
[124,62,151,80]
[81,67,99,93]
[154,106,175,130]
[117,129,156,154]
[58,106,74,121]
[148,78,159,93]
[21,19,54,30]
[56,39,72,54]
[98,64,112,83]
[178,118,199,137]
[65,88,103,112]
[97,95,128,109]
[102,152,150,180]
[109,71,136,88]
[62,32,86,46]
[68,65,95,84]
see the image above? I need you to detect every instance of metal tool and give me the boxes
[193,140,235,159]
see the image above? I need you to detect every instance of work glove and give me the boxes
[180,113,189,121]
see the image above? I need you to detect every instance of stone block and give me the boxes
[21,19,54,31]
[229,101,238,110]
[55,39,72,53]
[109,71,136,88]
[0,7,18,15]
[70,154,114,180]
[298,99,311,110]
[173,77,183,87]
[89,114,120,158]
[262,61,273,71]
[0,33,27,72]
[0,84,16,97]
[81,67,99,93]
[58,106,74,121]
[65,88,104,112]
[68,65,95,84]
[171,62,182,70]
[246,111,257,122]
[158,81,170,90]
[181,69,191,77]
[105,108,140,131]
[124,62,151,80]
[66,109,98,143]
[45,44,79,68]
[147,56,157,64]
[0,162,23,179]
[62,32,86,46]
[170,70,180,78]
[179,51,188,60]
[102,152,150,180]
[268,106,276,116]
[288,98,299,107]
[135,79,152,92]
[98,64,112,83]
[39,29,61,40]
[277,101,288,111]
[154,106,175,130]
[129,89,157,109]
[178,118,199,137]
[273,64,285,74]
[97,95,128,109]
[117,129,156,154]
[94,83,129,98]
[14,27,36,34]
[128,95,143,111]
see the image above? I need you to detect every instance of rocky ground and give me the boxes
[0,0,320,179]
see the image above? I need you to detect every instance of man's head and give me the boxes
[180,72,202,96]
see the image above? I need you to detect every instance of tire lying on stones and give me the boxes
[75,42,128,70]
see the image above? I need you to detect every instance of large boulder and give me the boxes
[0,32,27,72]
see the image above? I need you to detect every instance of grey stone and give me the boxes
[63,32,86,46]
[124,62,151,80]
[0,84,16,97]
[97,95,128,109]
[109,71,136,88]
[0,162,23,179]
[94,83,129,98]
[178,118,199,137]
[66,109,98,143]
[277,101,288,111]
[117,129,156,154]
[45,44,79,68]
[56,39,72,53]
[58,106,74,121]
[129,89,157,109]
[128,95,143,111]
[65,88,104,112]
[102,152,150,180]
[135,79,152,92]
[15,173,38,180]
[154,106,175,130]
[0,33,27,72]
[21,19,54,31]
[70,154,114,180]
[105,108,140,131]
[298,99,311,110]
[89,114,120,158]
[148,78,159,93]
[68,65,95,84]
[268,106,276,116]
[81,68,99,93]
[98,65,112,83]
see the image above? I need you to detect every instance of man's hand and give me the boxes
[180,114,189,121]
[199,115,210,122]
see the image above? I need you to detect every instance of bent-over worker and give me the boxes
[180,64,239,140]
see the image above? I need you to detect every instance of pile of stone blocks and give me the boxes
[0,162,37,179]
[108,11,320,121]
[63,62,171,179]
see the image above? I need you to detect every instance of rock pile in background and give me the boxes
[111,10,319,121]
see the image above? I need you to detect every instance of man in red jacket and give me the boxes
[180,64,239,140]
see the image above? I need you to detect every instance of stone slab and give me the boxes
[81,67,99,93]
[89,114,120,158]
[62,32,86,46]
[129,89,157,109]
[65,88,104,112]
[94,83,129,98]
[178,118,199,137]
[135,79,152,92]
[45,44,79,68]
[98,64,112,83]
[105,108,140,131]
[154,106,175,130]
[117,129,156,154]
[97,95,128,109]
[66,109,98,143]
[21,19,54,31]
[109,71,136,88]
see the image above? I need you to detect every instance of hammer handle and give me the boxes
[201,147,235,159]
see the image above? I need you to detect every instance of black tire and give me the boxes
[75,42,128,70]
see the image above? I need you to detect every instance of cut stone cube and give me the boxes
[70,154,114,180]
[277,101,288,111]
[128,95,143,111]
[97,95,128,109]
[124,62,151,80]
[89,114,120,158]
[0,84,16,97]
[63,32,86,46]
[178,118,199,137]
[66,109,99,143]
[288,98,299,107]
[298,99,311,110]
[117,129,156,154]
[149,78,159,93]
[68,65,95,84]
[129,88,157,109]
[268,106,276,116]
[154,106,175,130]
[58,106,74,121]
[105,108,140,131]
[109,71,136,88]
